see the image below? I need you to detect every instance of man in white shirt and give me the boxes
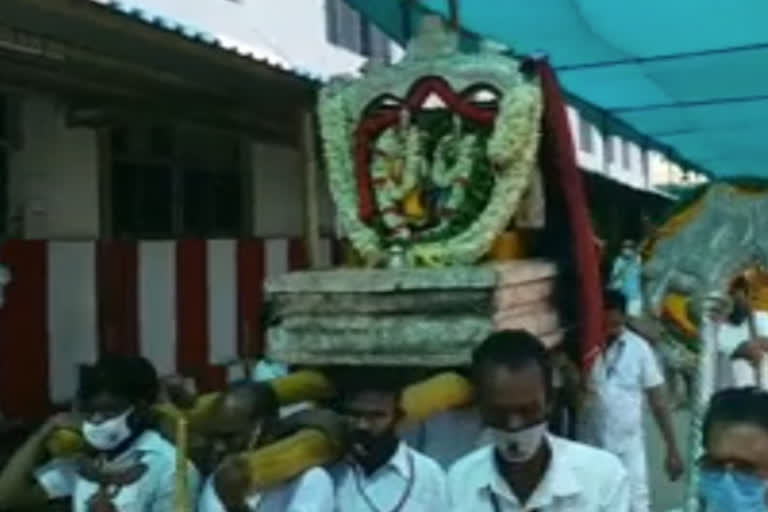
[0,356,200,512]
[331,368,449,511]
[449,330,630,511]
[196,382,335,512]
[581,290,683,512]
[716,277,768,389]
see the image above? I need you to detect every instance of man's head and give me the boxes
[471,330,552,463]
[603,289,627,343]
[699,388,768,509]
[77,355,159,451]
[728,276,751,325]
[334,368,403,464]
[202,382,279,469]
[702,388,768,478]
[621,239,637,256]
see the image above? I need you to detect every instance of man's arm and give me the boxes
[0,417,64,509]
[646,386,684,480]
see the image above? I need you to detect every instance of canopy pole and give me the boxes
[557,41,768,72]
[401,0,414,40]
[448,0,460,30]
[684,292,725,512]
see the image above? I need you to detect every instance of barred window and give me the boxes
[110,123,244,238]
[326,0,391,60]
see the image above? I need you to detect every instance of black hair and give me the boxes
[603,289,627,313]
[471,330,553,399]
[703,387,768,446]
[224,381,279,420]
[730,276,749,294]
[333,366,405,404]
[77,355,159,405]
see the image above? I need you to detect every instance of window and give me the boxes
[326,0,391,60]
[621,140,631,169]
[603,135,614,163]
[110,123,243,238]
[578,117,593,153]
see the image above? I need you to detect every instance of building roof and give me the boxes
[90,0,322,83]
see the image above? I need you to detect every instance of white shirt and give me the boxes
[401,407,487,469]
[198,467,335,512]
[331,441,449,511]
[35,430,200,512]
[717,311,768,389]
[583,330,664,451]
[718,311,768,357]
[448,435,630,511]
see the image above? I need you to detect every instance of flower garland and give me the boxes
[318,88,383,263]
[318,77,542,267]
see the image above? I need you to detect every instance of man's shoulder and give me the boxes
[551,436,625,477]
[447,445,493,481]
[403,443,446,479]
[293,466,333,489]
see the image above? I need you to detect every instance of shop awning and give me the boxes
[346,0,768,179]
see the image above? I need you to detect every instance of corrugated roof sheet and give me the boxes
[91,0,322,82]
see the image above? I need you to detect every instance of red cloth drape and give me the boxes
[532,59,604,371]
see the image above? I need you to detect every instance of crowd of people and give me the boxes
[0,285,766,511]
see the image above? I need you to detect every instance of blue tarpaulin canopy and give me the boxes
[346,0,768,179]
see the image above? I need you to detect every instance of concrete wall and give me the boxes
[5,93,332,240]
[8,94,100,239]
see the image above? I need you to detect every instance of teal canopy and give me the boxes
[346,0,768,179]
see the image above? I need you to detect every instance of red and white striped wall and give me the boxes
[0,238,341,419]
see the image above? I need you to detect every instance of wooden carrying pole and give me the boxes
[301,108,321,269]
[174,416,190,512]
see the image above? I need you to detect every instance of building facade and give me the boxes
[0,0,687,418]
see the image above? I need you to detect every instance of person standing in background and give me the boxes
[581,291,683,512]
[716,277,768,389]
[609,239,644,317]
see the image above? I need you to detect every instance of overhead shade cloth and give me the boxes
[346,0,768,179]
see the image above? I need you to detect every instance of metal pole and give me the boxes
[684,292,725,512]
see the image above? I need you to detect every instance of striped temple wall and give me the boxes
[0,238,342,419]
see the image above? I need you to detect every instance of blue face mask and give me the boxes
[698,469,768,512]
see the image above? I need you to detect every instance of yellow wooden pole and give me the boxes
[174,416,189,512]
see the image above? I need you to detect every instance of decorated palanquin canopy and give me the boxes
[645,184,768,340]
[319,16,542,268]
[266,17,603,367]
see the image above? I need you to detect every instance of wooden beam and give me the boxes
[300,108,321,268]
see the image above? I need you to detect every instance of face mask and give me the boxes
[82,408,134,451]
[698,469,768,512]
[489,421,547,463]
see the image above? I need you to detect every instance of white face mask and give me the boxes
[82,408,134,451]
[489,422,548,463]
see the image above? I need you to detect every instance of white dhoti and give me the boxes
[604,433,650,512]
